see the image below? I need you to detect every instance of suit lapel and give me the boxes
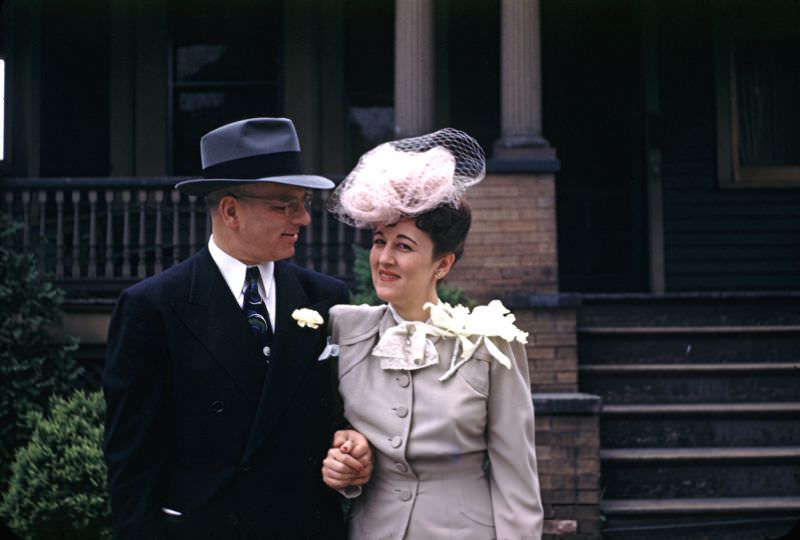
[171,248,266,407]
[244,261,323,459]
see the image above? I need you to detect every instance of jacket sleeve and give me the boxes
[486,339,544,540]
[102,289,171,540]
[327,285,351,434]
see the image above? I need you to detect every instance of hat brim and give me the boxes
[175,175,335,196]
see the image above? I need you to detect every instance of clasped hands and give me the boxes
[322,429,373,490]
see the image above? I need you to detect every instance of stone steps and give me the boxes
[579,332,799,364]
[576,294,800,538]
[601,447,800,499]
[580,364,800,403]
[602,497,800,539]
[600,402,800,448]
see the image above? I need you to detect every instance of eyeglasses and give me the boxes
[229,191,314,217]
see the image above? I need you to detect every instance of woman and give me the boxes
[322,129,543,540]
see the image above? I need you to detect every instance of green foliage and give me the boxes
[350,245,381,305]
[350,244,475,307]
[0,390,111,540]
[0,213,82,484]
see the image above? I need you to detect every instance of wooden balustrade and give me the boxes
[1,177,367,296]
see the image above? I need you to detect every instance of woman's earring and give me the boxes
[434,271,443,280]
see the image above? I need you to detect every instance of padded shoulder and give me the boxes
[329,304,388,345]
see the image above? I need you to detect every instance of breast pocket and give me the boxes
[456,357,491,397]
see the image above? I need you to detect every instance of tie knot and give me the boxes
[245,266,261,285]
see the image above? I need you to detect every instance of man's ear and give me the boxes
[218,196,239,230]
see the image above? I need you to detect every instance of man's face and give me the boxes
[221,183,312,264]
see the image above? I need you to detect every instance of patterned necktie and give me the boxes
[244,266,274,361]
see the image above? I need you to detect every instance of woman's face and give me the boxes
[370,219,449,320]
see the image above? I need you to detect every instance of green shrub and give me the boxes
[0,213,82,483]
[350,244,474,307]
[0,390,111,540]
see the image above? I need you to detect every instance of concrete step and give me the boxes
[578,331,800,364]
[601,447,800,499]
[601,446,800,462]
[601,497,800,540]
[580,325,800,334]
[578,293,800,328]
[600,402,800,448]
[580,366,800,404]
[602,402,800,415]
[581,362,800,373]
[603,496,800,514]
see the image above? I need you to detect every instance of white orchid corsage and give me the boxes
[292,308,324,329]
[423,300,528,381]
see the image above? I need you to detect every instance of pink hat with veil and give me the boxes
[328,128,486,228]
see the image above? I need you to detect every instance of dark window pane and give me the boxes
[344,0,395,163]
[172,87,279,175]
[736,39,800,167]
[168,0,282,175]
[442,0,500,154]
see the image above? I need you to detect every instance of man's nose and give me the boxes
[292,204,312,226]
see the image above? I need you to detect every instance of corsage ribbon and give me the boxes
[371,300,529,381]
[371,321,446,371]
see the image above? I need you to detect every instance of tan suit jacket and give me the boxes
[331,304,543,540]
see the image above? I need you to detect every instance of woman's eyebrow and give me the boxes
[396,234,418,245]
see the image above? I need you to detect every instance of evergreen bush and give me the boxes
[0,390,111,540]
[0,212,82,483]
[350,244,474,307]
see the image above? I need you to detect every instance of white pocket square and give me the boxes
[318,337,340,362]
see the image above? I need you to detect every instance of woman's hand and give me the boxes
[322,429,373,490]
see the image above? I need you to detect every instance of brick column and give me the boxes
[450,173,558,302]
[394,0,434,138]
[535,394,603,540]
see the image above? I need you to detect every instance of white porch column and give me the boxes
[494,0,555,159]
[394,0,434,138]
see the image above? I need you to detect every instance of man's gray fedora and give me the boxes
[175,117,334,196]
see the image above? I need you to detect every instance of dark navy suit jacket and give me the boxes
[103,248,349,540]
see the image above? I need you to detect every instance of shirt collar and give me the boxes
[387,300,439,326]
[208,235,275,301]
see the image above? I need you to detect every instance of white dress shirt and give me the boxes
[207,235,277,331]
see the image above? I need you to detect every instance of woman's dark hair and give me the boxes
[414,200,472,261]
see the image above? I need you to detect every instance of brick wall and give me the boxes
[516,307,578,393]
[450,173,558,302]
[535,398,603,540]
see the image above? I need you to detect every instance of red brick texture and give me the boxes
[449,173,558,302]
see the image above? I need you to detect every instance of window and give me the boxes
[715,9,800,187]
[167,0,282,175]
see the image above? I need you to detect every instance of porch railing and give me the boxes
[1,177,368,298]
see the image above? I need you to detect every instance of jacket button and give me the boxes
[227,514,239,526]
[394,406,408,418]
[389,436,403,448]
[399,490,412,502]
[210,401,224,413]
[395,374,410,387]
[395,462,408,473]
[241,462,251,472]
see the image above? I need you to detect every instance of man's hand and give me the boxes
[321,429,373,490]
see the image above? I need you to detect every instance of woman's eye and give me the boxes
[372,238,385,246]
[398,243,412,252]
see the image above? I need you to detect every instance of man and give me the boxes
[103,118,370,540]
